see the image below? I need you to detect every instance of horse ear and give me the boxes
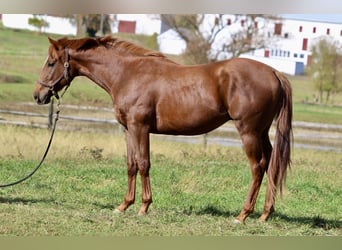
[48,37,59,50]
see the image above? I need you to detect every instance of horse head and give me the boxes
[33,37,73,104]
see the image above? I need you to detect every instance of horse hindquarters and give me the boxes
[232,68,292,223]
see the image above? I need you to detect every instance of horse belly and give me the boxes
[154,105,229,135]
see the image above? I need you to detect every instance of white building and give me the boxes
[241,15,342,75]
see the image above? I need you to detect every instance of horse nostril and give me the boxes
[33,92,40,102]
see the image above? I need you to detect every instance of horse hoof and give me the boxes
[113,208,123,214]
[258,215,268,222]
[138,211,147,216]
[233,218,244,225]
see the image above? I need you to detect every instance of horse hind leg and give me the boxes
[234,125,271,224]
[259,131,274,222]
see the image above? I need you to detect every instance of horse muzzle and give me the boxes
[33,87,52,105]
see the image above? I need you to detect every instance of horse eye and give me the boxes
[47,60,56,67]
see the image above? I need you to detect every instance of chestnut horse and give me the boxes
[33,36,292,223]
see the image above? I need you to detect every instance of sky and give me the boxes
[281,14,342,24]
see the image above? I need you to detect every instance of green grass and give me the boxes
[0,126,341,236]
[294,102,342,124]
[288,75,342,124]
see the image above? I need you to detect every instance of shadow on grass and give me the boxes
[186,205,341,230]
[0,196,55,205]
[184,205,237,218]
[92,201,115,210]
[271,212,342,230]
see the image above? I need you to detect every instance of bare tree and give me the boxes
[160,14,278,64]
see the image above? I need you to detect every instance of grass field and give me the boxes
[0,27,341,236]
[0,125,341,236]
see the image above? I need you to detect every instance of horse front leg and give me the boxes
[115,126,152,215]
[135,127,152,215]
[114,131,138,213]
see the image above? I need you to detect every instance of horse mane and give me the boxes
[55,36,167,59]
[100,36,166,58]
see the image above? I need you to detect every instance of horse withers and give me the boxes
[33,36,292,223]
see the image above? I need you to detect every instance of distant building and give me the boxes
[115,14,160,35]
[241,16,342,75]
[118,20,136,34]
[157,28,186,55]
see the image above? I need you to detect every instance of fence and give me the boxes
[0,101,118,130]
[1,102,342,151]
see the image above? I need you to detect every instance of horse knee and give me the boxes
[138,159,150,176]
[127,163,138,176]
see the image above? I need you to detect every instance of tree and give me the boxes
[68,14,113,37]
[83,14,112,37]
[160,14,277,64]
[28,15,49,34]
[307,37,342,103]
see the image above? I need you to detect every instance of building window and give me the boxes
[264,50,270,58]
[227,18,231,25]
[302,38,308,51]
[326,28,330,35]
[300,54,304,58]
[313,27,316,33]
[274,23,282,35]
[299,26,303,32]
[294,53,298,58]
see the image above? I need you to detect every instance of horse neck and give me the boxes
[73,48,124,94]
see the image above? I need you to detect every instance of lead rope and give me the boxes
[0,86,69,188]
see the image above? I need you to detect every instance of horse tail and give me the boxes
[268,70,293,198]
